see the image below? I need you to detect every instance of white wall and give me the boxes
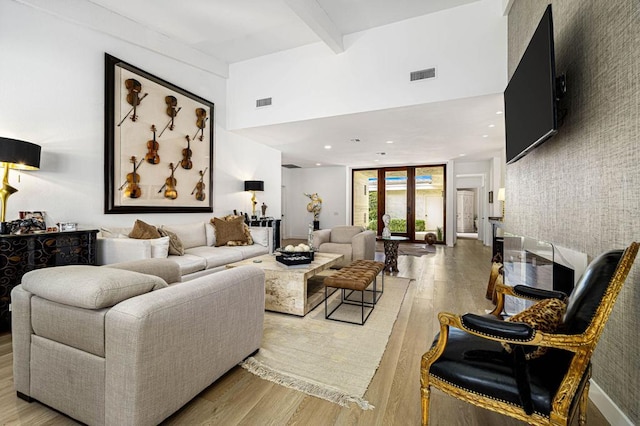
[227,0,507,129]
[282,166,348,239]
[0,1,281,229]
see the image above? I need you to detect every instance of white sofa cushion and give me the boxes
[97,237,152,265]
[162,222,206,249]
[22,265,168,309]
[167,253,207,275]
[227,244,269,259]
[185,246,244,269]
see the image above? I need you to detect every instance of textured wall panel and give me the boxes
[506,1,640,423]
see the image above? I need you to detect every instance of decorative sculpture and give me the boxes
[382,213,391,238]
[304,193,322,221]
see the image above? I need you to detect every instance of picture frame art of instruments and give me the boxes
[104,53,214,213]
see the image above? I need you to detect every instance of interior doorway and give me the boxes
[456,188,478,239]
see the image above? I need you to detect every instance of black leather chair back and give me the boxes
[562,250,623,334]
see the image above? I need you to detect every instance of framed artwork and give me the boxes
[104,53,214,213]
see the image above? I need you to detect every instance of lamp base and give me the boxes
[0,222,9,235]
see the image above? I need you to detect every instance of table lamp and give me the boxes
[497,187,505,219]
[244,180,264,218]
[0,137,41,223]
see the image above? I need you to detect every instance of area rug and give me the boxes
[241,275,412,410]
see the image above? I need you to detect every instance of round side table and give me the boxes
[378,236,408,273]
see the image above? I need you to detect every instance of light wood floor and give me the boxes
[0,240,609,425]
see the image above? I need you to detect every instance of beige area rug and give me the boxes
[241,275,412,410]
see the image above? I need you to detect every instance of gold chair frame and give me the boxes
[421,242,638,426]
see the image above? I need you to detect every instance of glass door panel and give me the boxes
[352,164,445,243]
[353,169,378,232]
[385,170,408,236]
[414,166,445,242]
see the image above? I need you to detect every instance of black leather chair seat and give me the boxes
[429,327,574,416]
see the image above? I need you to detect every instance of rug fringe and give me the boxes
[241,357,375,410]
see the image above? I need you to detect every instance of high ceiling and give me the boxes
[87,0,480,63]
[19,0,505,168]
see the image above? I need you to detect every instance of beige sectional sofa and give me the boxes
[12,259,265,426]
[97,220,273,280]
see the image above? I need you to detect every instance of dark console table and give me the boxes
[0,229,98,331]
[488,218,504,261]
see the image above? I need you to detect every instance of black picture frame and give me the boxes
[104,53,214,214]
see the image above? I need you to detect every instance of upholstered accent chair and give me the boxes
[312,225,376,268]
[421,242,638,426]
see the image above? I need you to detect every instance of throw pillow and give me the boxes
[250,227,270,247]
[128,220,161,239]
[150,236,170,258]
[501,298,566,360]
[218,215,254,246]
[158,228,185,256]
[212,216,247,247]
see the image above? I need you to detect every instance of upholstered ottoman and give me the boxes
[323,265,378,325]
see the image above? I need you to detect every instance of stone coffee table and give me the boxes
[226,252,343,316]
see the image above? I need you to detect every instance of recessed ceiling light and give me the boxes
[488,124,495,128]
[324,145,332,150]
[376,152,386,156]
[496,111,503,115]
[459,154,466,157]
[385,140,394,144]
[315,163,321,166]
[374,159,380,162]
[482,134,489,138]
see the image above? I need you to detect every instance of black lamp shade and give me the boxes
[0,137,41,170]
[244,180,264,192]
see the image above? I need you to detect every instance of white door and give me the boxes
[457,190,475,233]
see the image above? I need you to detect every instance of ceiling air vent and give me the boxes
[256,97,272,108]
[410,67,436,82]
[282,164,301,169]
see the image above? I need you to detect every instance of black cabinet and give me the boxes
[488,218,503,261]
[0,229,98,331]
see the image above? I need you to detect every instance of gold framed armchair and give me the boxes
[421,242,638,425]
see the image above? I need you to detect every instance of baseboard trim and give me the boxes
[589,379,633,426]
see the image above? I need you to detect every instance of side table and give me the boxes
[378,236,408,273]
[0,229,98,331]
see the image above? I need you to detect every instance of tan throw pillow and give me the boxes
[213,216,247,247]
[217,215,254,246]
[501,298,566,360]
[158,228,185,256]
[128,220,161,239]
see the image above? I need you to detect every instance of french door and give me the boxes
[352,165,446,243]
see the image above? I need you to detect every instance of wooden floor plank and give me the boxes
[0,240,610,425]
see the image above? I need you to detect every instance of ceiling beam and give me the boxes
[284,0,344,54]
[13,0,229,78]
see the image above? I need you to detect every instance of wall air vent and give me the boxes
[282,164,301,169]
[256,97,272,108]
[410,67,436,82]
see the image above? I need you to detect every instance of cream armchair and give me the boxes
[312,225,376,268]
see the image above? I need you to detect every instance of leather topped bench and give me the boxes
[323,260,385,325]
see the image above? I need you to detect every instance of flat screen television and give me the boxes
[504,5,560,164]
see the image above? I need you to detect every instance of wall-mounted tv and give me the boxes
[504,4,562,164]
